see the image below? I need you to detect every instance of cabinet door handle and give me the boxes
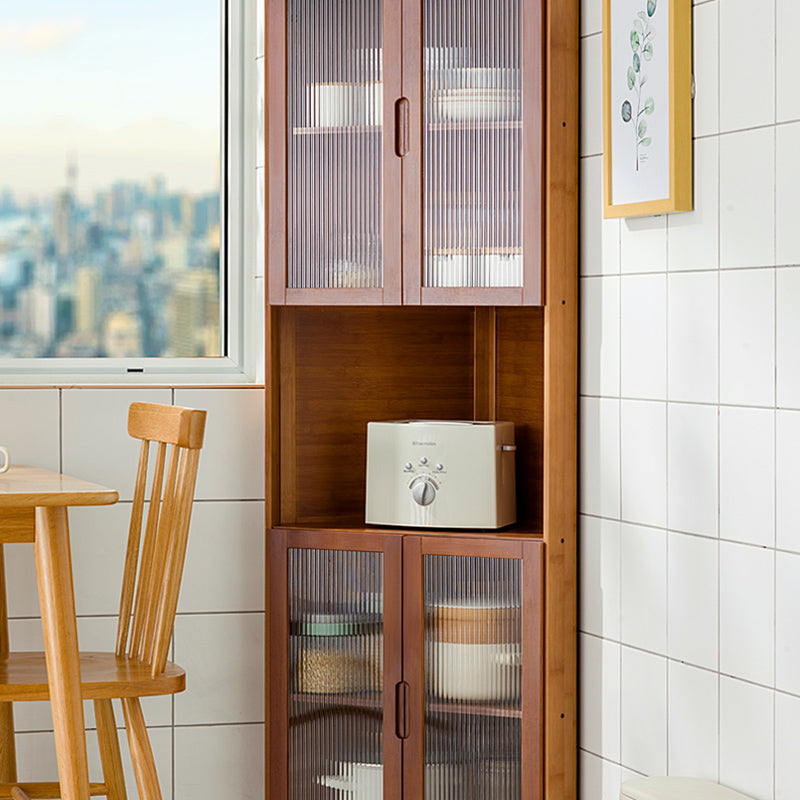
[395,681,409,739]
[394,98,410,158]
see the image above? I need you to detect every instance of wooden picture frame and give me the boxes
[603,0,692,218]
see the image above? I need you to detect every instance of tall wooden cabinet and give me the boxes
[265,0,578,796]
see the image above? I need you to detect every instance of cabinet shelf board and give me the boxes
[275,522,544,540]
[292,125,382,136]
[426,120,522,132]
[288,692,524,720]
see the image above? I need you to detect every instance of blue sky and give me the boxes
[0,0,220,201]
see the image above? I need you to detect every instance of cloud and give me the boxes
[21,20,85,51]
[0,20,85,53]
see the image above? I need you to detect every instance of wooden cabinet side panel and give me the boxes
[495,307,546,531]
[542,0,580,794]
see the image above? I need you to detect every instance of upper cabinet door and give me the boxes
[402,0,543,305]
[268,0,403,304]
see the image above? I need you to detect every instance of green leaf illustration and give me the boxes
[644,97,655,114]
[638,119,648,137]
[630,29,640,51]
[643,42,654,60]
[647,0,657,16]
[640,137,652,146]
[637,11,648,21]
[633,53,641,72]
[627,66,636,89]
[634,19,644,36]
[621,100,632,122]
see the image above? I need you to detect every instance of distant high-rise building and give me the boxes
[53,189,75,258]
[103,311,142,358]
[94,190,112,228]
[17,285,55,344]
[180,194,195,236]
[158,234,189,273]
[168,270,219,357]
[75,265,100,335]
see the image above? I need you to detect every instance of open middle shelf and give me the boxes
[267,305,545,533]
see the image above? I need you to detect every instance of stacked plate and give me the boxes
[436,87,520,122]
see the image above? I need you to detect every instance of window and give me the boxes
[0,0,260,381]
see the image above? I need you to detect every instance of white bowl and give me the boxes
[426,641,522,701]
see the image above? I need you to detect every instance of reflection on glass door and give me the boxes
[288,548,384,797]
[423,554,522,798]
[422,0,523,289]
[287,0,384,289]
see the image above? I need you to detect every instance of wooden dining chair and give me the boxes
[0,401,206,800]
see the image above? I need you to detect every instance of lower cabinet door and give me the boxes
[402,536,543,800]
[269,529,404,799]
[269,530,542,799]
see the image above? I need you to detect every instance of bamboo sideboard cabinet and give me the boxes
[264,0,578,795]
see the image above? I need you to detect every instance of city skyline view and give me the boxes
[0,1,222,359]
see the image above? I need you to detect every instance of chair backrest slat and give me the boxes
[116,439,150,655]
[151,447,201,675]
[137,443,181,662]
[117,403,205,675]
[127,441,168,658]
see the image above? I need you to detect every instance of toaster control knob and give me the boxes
[411,477,436,506]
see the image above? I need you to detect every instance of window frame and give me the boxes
[0,0,263,386]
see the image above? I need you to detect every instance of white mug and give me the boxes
[0,446,9,474]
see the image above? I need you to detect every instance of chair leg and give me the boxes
[0,702,17,784]
[95,700,127,800]
[121,698,161,800]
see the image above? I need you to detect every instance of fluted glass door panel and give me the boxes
[287,0,384,289]
[423,554,522,799]
[288,547,385,798]
[422,0,524,288]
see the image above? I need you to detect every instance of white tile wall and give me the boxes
[667,661,718,782]
[719,130,776,270]
[579,1,797,797]
[620,647,667,776]
[719,678,774,800]
[719,0,775,132]
[620,275,667,399]
[775,551,800,696]
[719,268,775,406]
[775,692,800,800]
[719,406,775,547]
[776,0,800,123]
[667,403,718,537]
[776,410,800,553]
[719,541,774,686]
[579,515,621,639]
[620,524,666,655]
[776,266,800,406]
[579,634,621,762]
[620,400,666,528]
[0,386,266,799]
[580,276,620,398]
[667,532,717,670]
[667,272,718,404]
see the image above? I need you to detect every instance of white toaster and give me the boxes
[365,420,516,529]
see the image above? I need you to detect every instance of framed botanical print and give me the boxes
[603,0,693,217]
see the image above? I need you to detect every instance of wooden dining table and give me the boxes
[0,465,119,800]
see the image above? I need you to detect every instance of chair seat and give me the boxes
[0,652,185,702]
